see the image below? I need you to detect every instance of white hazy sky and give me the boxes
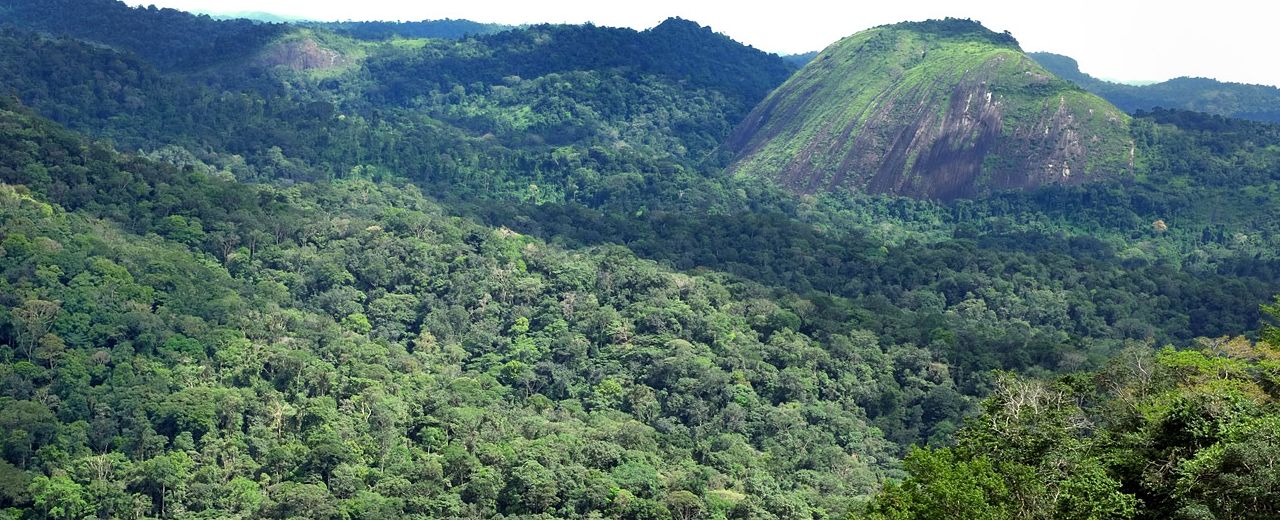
[124,0,1279,87]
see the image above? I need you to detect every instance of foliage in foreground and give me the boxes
[866,328,1280,519]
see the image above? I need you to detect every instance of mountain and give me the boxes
[726,19,1134,200]
[1031,51,1280,123]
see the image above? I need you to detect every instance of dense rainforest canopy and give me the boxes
[2,2,1280,519]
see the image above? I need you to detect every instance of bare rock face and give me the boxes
[726,19,1133,201]
[256,38,348,71]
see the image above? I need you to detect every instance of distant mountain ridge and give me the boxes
[1030,52,1280,123]
[728,19,1133,200]
[780,51,818,67]
[304,19,514,40]
[202,10,305,23]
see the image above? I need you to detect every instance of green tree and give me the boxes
[666,490,704,520]
[505,460,559,514]
[132,452,193,517]
[30,475,88,520]
[867,448,1014,520]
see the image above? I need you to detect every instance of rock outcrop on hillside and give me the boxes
[727,19,1133,200]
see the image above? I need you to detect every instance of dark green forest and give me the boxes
[2,1,1280,519]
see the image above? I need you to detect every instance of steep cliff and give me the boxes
[726,19,1133,200]
[255,36,352,71]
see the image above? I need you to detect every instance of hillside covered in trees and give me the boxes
[2,1,1280,519]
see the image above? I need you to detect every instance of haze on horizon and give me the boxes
[122,0,1280,89]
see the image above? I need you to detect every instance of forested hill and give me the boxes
[0,0,286,70]
[363,17,796,111]
[1031,51,1280,123]
[0,4,796,187]
[727,19,1132,200]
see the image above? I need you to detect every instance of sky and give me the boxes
[123,0,1280,88]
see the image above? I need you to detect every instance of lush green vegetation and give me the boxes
[1032,52,1280,124]
[0,100,935,518]
[0,14,794,188]
[866,331,1280,519]
[3,1,1280,518]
